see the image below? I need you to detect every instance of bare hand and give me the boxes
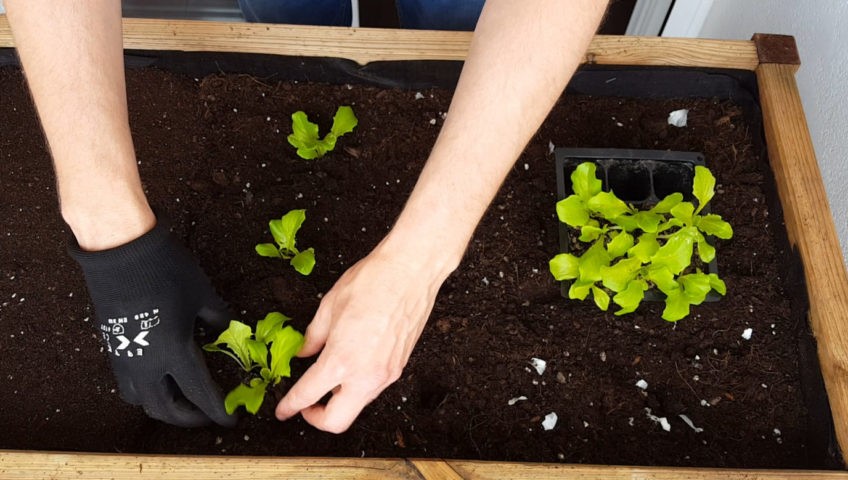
[274,245,448,433]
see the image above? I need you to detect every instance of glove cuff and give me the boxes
[68,211,172,274]
[67,211,195,300]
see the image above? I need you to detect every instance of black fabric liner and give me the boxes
[0,46,840,466]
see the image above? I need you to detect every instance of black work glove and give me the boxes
[69,214,237,427]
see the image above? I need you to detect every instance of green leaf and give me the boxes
[271,209,306,253]
[549,253,580,281]
[693,166,716,214]
[670,202,695,225]
[650,227,697,275]
[587,191,631,219]
[330,106,358,137]
[269,326,305,382]
[224,378,268,415]
[627,233,660,263]
[247,339,269,369]
[679,272,712,305]
[312,135,337,158]
[695,214,733,239]
[610,214,639,232]
[204,320,253,371]
[606,231,634,258]
[297,147,321,160]
[651,193,684,214]
[633,211,663,233]
[579,222,606,242]
[571,162,603,201]
[260,367,273,382]
[613,279,648,315]
[708,273,727,295]
[255,243,282,259]
[255,312,290,344]
[662,289,691,322]
[601,257,643,292]
[201,344,245,370]
[568,279,594,301]
[656,218,684,233]
[287,111,320,155]
[646,265,679,295]
[591,287,610,311]
[287,111,333,160]
[556,195,590,227]
[291,248,316,275]
[578,241,611,283]
[696,235,716,263]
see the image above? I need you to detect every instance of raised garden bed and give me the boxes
[1,18,848,479]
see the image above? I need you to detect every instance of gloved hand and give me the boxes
[69,213,237,427]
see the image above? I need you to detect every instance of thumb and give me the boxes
[299,296,333,357]
[196,289,232,333]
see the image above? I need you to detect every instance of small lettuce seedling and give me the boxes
[549,162,733,321]
[203,312,305,415]
[255,209,316,275]
[287,106,358,159]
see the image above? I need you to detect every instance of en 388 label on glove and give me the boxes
[101,309,160,357]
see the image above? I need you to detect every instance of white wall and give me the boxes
[697,0,848,267]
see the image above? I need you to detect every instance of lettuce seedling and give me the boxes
[549,162,733,321]
[287,106,358,159]
[203,312,305,415]
[255,209,316,275]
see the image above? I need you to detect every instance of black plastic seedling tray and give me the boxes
[554,147,720,302]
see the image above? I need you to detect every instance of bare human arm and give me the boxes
[6,0,234,427]
[276,0,609,432]
[5,0,154,249]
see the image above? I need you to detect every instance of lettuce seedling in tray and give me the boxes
[549,160,733,321]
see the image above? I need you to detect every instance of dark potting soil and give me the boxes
[0,67,830,468]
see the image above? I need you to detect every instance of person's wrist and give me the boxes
[376,224,465,285]
[62,189,155,251]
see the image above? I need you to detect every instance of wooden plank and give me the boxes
[410,459,465,480]
[757,62,848,456]
[0,15,759,69]
[584,35,759,70]
[2,451,848,480]
[0,451,422,480]
[447,460,848,479]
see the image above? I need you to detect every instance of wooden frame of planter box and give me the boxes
[1,17,847,479]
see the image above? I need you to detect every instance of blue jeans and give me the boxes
[238,0,352,27]
[396,0,485,31]
[238,0,485,31]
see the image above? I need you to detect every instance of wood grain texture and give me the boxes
[447,461,848,479]
[0,15,759,69]
[757,62,848,457]
[3,452,848,479]
[752,34,801,68]
[0,451,421,479]
[409,459,465,480]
